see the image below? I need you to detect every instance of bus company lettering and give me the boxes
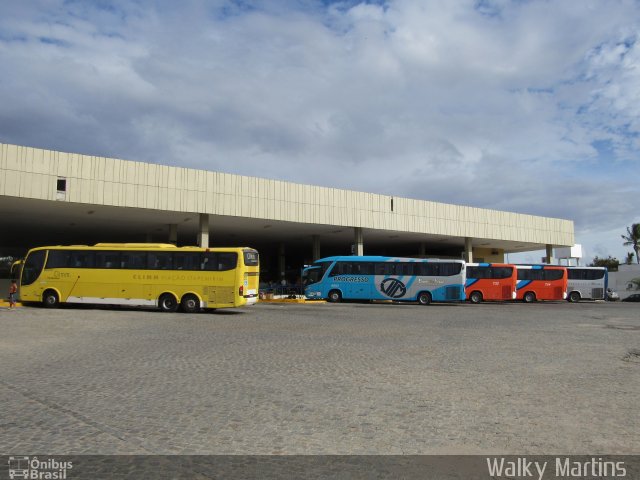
[418,278,445,285]
[132,274,160,281]
[51,272,71,279]
[332,276,369,283]
[380,278,407,298]
[161,274,224,282]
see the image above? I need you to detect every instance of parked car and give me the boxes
[621,293,640,302]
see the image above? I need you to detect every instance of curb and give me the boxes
[259,298,326,304]
[0,301,22,308]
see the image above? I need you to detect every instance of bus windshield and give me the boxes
[302,267,323,285]
[21,250,46,286]
[10,259,23,280]
[302,261,332,285]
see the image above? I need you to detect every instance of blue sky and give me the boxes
[0,0,639,262]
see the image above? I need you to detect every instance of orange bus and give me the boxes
[465,263,517,303]
[515,265,567,302]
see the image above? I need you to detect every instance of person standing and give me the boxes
[8,279,17,309]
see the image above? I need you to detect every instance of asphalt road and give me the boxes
[0,301,638,455]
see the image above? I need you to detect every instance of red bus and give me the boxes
[465,263,517,303]
[515,265,567,302]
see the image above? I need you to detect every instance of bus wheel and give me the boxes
[469,291,483,304]
[159,293,179,312]
[568,291,581,303]
[42,290,59,308]
[523,292,536,303]
[417,292,432,306]
[181,294,200,313]
[328,290,342,303]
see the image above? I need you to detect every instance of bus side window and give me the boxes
[356,262,374,275]
[475,267,488,279]
[69,251,95,268]
[46,250,72,269]
[175,252,200,270]
[202,253,218,271]
[217,253,238,271]
[543,269,564,281]
[328,262,344,276]
[122,252,147,269]
[588,269,605,280]
[155,253,173,270]
[439,263,462,276]
[96,251,121,269]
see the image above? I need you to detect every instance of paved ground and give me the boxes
[0,301,638,455]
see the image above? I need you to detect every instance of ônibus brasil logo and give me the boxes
[380,278,407,298]
[7,457,73,479]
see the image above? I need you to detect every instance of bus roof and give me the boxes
[27,244,256,251]
[466,262,514,267]
[313,256,464,263]
[514,264,566,269]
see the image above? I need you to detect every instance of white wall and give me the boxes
[609,264,640,299]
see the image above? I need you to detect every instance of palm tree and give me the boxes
[622,224,640,264]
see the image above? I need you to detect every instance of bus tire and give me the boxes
[417,291,432,306]
[42,290,59,308]
[181,294,201,313]
[568,291,581,303]
[328,290,342,303]
[469,291,483,304]
[159,293,179,312]
[523,291,536,303]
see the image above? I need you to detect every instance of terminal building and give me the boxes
[0,143,574,282]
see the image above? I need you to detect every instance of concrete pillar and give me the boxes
[278,243,286,281]
[354,227,363,256]
[168,224,178,245]
[198,214,209,248]
[312,235,321,261]
[545,244,554,264]
[464,237,473,263]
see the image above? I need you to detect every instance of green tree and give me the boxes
[621,223,640,264]
[625,252,635,265]
[589,255,619,272]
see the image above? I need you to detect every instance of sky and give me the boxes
[0,0,639,263]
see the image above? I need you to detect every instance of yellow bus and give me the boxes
[18,243,260,312]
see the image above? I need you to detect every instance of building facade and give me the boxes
[0,143,574,281]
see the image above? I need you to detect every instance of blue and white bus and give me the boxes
[565,266,608,302]
[302,256,466,305]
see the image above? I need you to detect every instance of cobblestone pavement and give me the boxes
[0,301,638,454]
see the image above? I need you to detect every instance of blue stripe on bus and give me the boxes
[516,280,532,290]
[465,279,479,287]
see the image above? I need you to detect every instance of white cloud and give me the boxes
[0,0,639,259]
